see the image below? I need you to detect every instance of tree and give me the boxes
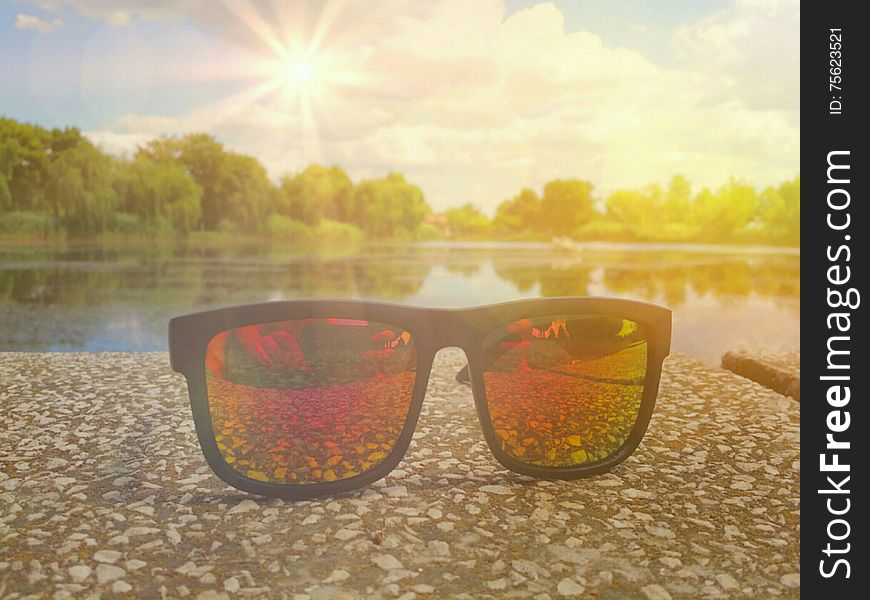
[350,173,430,237]
[39,138,118,235]
[759,176,799,243]
[0,172,11,211]
[0,117,51,212]
[605,189,652,228]
[137,134,276,231]
[540,179,597,235]
[114,157,202,234]
[443,203,491,237]
[694,179,757,241]
[220,152,275,232]
[494,188,541,234]
[664,175,691,223]
[278,165,353,225]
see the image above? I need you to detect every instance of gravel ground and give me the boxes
[0,351,799,599]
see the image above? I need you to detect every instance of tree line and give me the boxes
[1,116,798,245]
[447,174,799,245]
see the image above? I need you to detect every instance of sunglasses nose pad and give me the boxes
[455,363,471,386]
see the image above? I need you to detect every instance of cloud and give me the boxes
[66,0,799,212]
[14,13,62,34]
[673,0,800,111]
[22,0,194,26]
[84,130,152,156]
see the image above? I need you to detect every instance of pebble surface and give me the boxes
[0,351,799,598]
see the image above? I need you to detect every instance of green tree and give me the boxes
[759,176,800,244]
[540,179,597,235]
[138,134,276,231]
[605,188,652,229]
[494,188,541,234]
[0,117,51,212]
[44,139,118,235]
[664,175,691,222]
[220,152,275,232]
[443,203,491,238]
[694,179,757,241]
[0,172,11,211]
[114,157,202,234]
[350,173,430,237]
[278,165,353,225]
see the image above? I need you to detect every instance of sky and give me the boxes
[1,0,800,213]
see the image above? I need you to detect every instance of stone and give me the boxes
[556,578,585,596]
[94,550,122,564]
[641,584,672,600]
[372,555,403,571]
[95,564,125,584]
[68,565,91,583]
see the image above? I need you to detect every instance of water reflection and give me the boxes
[0,242,799,361]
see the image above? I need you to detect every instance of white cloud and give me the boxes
[14,13,62,34]
[72,0,799,212]
[23,0,194,26]
[84,130,152,156]
[673,0,799,111]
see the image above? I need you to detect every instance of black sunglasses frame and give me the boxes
[169,297,671,500]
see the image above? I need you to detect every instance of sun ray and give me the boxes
[308,0,348,56]
[269,0,308,55]
[299,93,323,164]
[219,0,289,60]
[183,78,286,131]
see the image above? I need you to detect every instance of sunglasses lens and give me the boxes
[482,315,647,467]
[205,318,416,485]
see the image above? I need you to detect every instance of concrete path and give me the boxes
[721,350,800,401]
[0,351,799,599]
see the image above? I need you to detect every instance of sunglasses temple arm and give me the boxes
[455,364,471,386]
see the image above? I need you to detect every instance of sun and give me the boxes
[285,56,317,94]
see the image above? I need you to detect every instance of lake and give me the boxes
[0,241,799,363]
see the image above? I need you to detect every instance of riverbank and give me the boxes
[0,350,800,598]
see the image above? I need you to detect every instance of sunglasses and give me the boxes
[168,298,671,499]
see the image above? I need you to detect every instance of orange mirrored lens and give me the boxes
[205,319,416,484]
[483,315,647,467]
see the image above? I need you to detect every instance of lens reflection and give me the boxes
[205,319,416,485]
[483,315,647,467]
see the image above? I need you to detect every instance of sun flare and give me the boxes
[285,56,317,94]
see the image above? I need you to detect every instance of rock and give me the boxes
[716,573,740,590]
[334,529,361,541]
[68,565,91,582]
[412,584,434,594]
[123,527,159,537]
[323,569,350,583]
[641,584,672,600]
[94,550,122,564]
[95,564,125,583]
[381,485,407,498]
[644,525,676,540]
[47,458,68,470]
[301,514,320,525]
[480,485,512,495]
[372,555,404,571]
[224,577,241,593]
[486,578,508,591]
[228,500,259,515]
[427,540,450,557]
[556,578,585,596]
[780,573,800,588]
